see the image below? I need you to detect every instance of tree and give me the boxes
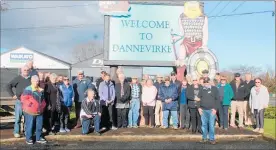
[71,40,103,63]
[227,65,263,77]
[0,0,8,11]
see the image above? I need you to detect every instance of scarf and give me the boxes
[121,82,124,97]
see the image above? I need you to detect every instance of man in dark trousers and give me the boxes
[198,77,219,144]
[115,73,131,128]
[186,76,202,134]
[6,65,31,138]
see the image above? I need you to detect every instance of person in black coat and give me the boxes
[186,77,203,134]
[115,73,131,128]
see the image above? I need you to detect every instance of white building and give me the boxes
[0,46,71,97]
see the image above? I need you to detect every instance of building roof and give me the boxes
[1,46,71,66]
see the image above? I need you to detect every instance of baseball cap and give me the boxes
[234,73,241,77]
[170,71,176,76]
[202,69,209,74]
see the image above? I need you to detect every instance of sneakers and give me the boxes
[259,128,264,133]
[95,132,101,136]
[26,140,33,145]
[224,128,228,131]
[210,140,216,145]
[111,126,118,130]
[253,128,260,132]
[173,126,178,130]
[36,138,47,144]
[155,125,161,128]
[150,126,155,128]
[127,125,132,128]
[133,125,138,128]
[161,126,168,129]
[59,128,66,133]
[14,133,21,138]
[200,139,208,143]
[65,128,71,132]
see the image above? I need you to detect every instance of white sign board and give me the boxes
[1,47,70,69]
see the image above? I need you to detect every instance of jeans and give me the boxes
[218,105,229,129]
[24,113,43,141]
[75,102,82,126]
[254,109,265,129]
[60,104,70,129]
[143,106,155,126]
[201,109,216,141]
[128,98,140,127]
[190,108,202,132]
[14,100,23,134]
[117,108,128,128]
[81,115,101,134]
[163,110,178,128]
[179,104,190,128]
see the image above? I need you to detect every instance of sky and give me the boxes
[1,1,275,75]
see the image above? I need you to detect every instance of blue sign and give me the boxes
[10,53,33,63]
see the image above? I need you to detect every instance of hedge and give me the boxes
[264,106,276,119]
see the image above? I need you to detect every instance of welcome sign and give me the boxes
[10,53,33,63]
[108,4,183,62]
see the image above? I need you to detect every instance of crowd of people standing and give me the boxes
[6,61,270,145]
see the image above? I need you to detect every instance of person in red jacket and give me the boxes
[21,75,47,145]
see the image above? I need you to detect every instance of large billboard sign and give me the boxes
[103,2,218,80]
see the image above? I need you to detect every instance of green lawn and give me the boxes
[263,118,276,139]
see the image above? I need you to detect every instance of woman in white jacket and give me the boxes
[249,78,269,133]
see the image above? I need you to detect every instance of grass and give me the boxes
[263,118,276,139]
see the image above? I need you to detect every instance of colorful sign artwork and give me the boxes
[10,53,33,63]
[99,1,130,16]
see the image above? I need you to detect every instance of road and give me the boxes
[1,139,275,149]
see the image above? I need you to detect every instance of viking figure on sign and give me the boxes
[171,1,208,81]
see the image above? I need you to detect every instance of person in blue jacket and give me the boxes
[59,76,74,132]
[217,75,234,130]
[72,70,96,128]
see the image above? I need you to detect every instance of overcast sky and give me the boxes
[1,1,275,74]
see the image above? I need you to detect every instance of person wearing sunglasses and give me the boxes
[217,75,234,130]
[198,77,219,144]
[58,76,74,132]
[249,78,269,134]
[6,65,31,138]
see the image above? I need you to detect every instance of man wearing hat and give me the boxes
[202,69,209,78]
[72,70,96,128]
[230,73,247,128]
[128,76,142,128]
[154,75,164,128]
[198,77,219,144]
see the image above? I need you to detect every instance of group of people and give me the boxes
[7,61,270,145]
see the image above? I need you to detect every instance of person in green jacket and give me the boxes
[217,75,234,130]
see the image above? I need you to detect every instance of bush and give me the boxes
[264,106,276,119]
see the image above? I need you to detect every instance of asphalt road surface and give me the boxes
[1,139,275,149]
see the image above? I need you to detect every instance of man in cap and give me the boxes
[170,71,181,91]
[186,76,202,134]
[128,76,142,128]
[159,76,179,129]
[154,75,164,128]
[230,73,247,128]
[72,70,96,128]
[198,77,219,144]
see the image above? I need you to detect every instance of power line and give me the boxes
[220,1,246,22]
[207,1,222,16]
[209,1,232,23]
[6,3,95,10]
[1,10,273,31]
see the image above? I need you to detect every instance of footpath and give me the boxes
[0,125,261,143]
